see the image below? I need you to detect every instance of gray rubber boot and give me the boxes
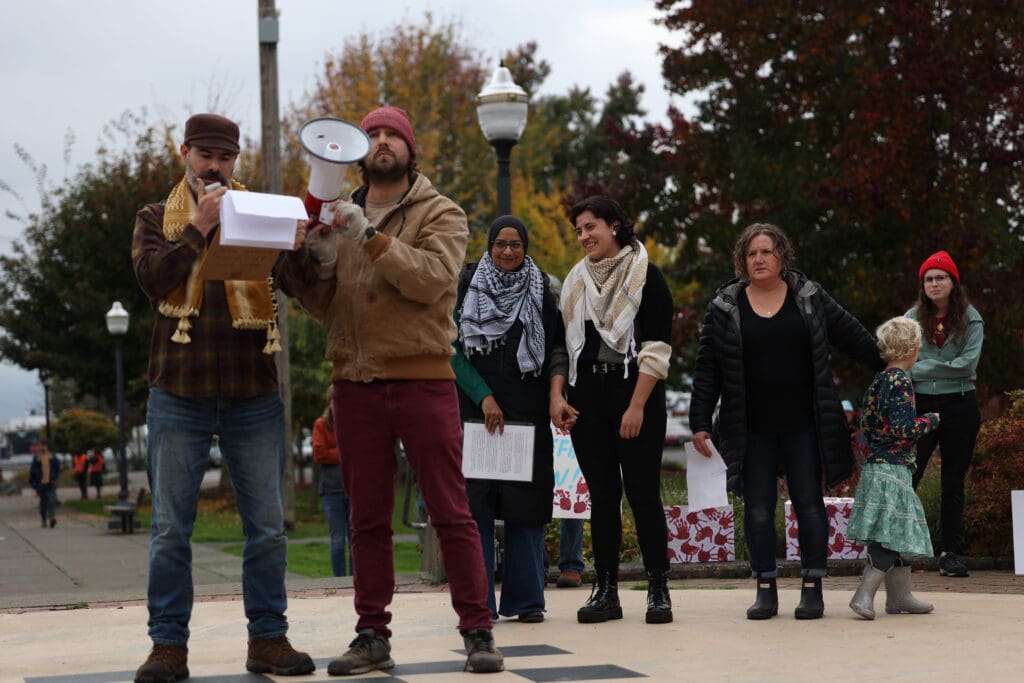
[885,565,934,614]
[849,560,887,620]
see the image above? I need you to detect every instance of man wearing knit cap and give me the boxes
[132,113,314,682]
[277,106,504,675]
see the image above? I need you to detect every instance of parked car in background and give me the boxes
[664,416,692,447]
[666,390,691,417]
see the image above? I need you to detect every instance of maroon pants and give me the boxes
[332,379,491,638]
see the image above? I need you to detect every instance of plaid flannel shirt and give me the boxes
[131,201,280,398]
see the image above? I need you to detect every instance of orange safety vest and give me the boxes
[88,452,104,474]
[73,452,89,474]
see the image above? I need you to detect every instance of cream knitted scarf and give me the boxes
[158,177,281,354]
[560,242,648,385]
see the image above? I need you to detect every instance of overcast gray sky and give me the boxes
[0,0,682,425]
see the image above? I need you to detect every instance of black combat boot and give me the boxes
[577,569,622,623]
[645,570,673,624]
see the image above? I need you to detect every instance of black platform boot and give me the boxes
[645,570,673,624]
[794,576,824,619]
[577,569,622,623]
[746,576,778,620]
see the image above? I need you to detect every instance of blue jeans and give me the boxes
[37,484,57,521]
[145,388,289,645]
[558,518,584,573]
[322,492,352,577]
[743,427,827,578]
[475,498,546,618]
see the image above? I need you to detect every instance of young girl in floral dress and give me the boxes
[848,316,940,619]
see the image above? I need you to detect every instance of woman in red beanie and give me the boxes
[905,250,984,578]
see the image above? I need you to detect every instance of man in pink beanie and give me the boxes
[276,107,504,675]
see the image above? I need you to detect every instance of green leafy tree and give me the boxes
[0,111,181,417]
[286,300,333,433]
[52,408,117,455]
[655,0,1024,396]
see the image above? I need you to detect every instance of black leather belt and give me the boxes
[590,362,626,374]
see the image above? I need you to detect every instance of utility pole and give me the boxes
[258,0,295,526]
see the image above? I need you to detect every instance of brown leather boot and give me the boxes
[246,636,315,675]
[134,644,188,683]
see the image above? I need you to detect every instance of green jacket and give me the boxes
[905,304,983,395]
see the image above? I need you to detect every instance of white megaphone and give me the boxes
[298,117,371,225]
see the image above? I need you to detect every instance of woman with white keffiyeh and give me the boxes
[452,215,563,623]
[548,196,675,626]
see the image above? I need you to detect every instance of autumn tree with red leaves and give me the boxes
[654,0,1024,397]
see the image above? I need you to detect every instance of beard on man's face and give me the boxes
[363,152,410,184]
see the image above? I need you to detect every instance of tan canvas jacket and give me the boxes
[278,173,468,382]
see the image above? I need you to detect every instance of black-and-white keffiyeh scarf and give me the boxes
[459,253,546,376]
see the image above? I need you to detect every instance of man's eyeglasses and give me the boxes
[493,240,524,253]
[923,274,950,284]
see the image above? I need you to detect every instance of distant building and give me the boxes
[1,415,47,459]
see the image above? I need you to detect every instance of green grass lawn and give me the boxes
[64,478,424,577]
[222,541,422,577]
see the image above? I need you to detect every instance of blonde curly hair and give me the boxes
[875,316,922,362]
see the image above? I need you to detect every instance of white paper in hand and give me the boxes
[684,440,729,511]
[219,190,306,249]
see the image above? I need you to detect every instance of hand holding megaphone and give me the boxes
[298,118,371,226]
[331,202,370,242]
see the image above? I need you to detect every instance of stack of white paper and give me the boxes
[219,190,306,249]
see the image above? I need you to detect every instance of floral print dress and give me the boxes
[847,368,939,557]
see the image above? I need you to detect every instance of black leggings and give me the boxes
[568,369,668,574]
[867,542,900,571]
[912,392,980,554]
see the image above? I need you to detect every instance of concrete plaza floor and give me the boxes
[1,483,1022,682]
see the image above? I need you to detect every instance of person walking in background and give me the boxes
[689,223,884,621]
[906,250,984,578]
[313,394,352,577]
[277,106,503,674]
[549,195,674,625]
[29,439,61,528]
[131,112,314,682]
[87,447,104,499]
[453,214,561,624]
[73,450,89,499]
[848,316,940,619]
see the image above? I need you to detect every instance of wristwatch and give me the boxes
[364,225,377,241]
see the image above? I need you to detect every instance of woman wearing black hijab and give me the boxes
[452,215,562,622]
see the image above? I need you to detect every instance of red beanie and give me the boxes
[360,106,416,156]
[918,250,960,284]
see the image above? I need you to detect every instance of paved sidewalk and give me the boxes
[2,485,1023,681]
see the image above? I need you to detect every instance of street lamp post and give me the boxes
[39,370,52,443]
[476,61,529,219]
[105,301,130,506]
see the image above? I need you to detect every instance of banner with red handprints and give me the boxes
[664,505,735,563]
[785,497,867,560]
[551,423,590,519]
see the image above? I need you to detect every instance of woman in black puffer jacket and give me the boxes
[689,223,883,621]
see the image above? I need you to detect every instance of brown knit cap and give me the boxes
[184,113,240,153]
